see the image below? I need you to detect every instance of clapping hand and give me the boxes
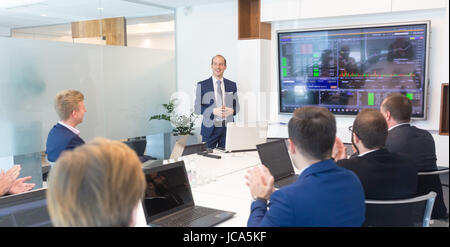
[245,165,275,201]
[0,165,21,196]
[332,137,347,161]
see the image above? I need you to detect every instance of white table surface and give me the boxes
[136,150,263,227]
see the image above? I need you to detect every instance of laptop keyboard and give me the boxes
[275,175,298,188]
[156,206,217,227]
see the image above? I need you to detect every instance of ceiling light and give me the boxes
[41,14,47,16]
[0,0,47,9]
[97,7,104,10]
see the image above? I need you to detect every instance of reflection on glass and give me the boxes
[0,1,176,187]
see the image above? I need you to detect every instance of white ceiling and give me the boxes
[0,0,235,29]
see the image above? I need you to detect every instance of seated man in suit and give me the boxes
[46,90,86,163]
[333,109,418,200]
[246,106,365,227]
[380,93,448,219]
[194,55,239,149]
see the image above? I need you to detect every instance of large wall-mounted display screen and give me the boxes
[278,22,429,118]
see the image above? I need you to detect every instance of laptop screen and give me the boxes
[142,161,194,221]
[0,188,52,227]
[182,143,207,156]
[256,139,294,179]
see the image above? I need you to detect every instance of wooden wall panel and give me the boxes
[239,0,271,40]
[72,17,127,46]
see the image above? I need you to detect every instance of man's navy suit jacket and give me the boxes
[247,159,366,227]
[194,77,239,138]
[46,123,85,162]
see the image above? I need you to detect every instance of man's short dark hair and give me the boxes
[288,106,336,160]
[211,55,227,66]
[353,109,388,149]
[381,93,412,123]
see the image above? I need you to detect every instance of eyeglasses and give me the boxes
[348,125,361,138]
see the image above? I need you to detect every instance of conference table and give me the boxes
[135,150,265,227]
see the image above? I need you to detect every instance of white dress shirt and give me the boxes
[58,121,80,136]
[358,149,379,157]
[388,122,410,131]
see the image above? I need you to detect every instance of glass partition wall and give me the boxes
[0,0,176,189]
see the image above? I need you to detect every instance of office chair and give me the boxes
[124,137,157,163]
[418,167,449,219]
[363,191,436,227]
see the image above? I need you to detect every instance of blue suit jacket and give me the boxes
[247,159,366,227]
[46,123,85,162]
[194,77,239,138]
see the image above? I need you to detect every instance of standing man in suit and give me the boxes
[380,93,448,219]
[46,90,86,163]
[194,55,239,149]
[333,109,418,200]
[246,106,365,227]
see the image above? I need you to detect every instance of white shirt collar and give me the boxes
[58,121,80,136]
[297,165,310,177]
[388,122,410,131]
[358,149,379,157]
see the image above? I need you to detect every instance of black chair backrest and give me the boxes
[363,192,436,227]
[417,167,449,219]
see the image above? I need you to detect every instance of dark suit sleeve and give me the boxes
[194,82,202,115]
[247,190,294,227]
[233,85,239,116]
[66,136,85,150]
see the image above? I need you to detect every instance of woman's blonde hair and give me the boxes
[54,90,84,121]
[47,137,146,227]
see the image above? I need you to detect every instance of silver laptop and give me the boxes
[225,122,268,152]
[142,161,235,227]
[256,139,298,188]
[170,135,189,160]
[143,136,190,168]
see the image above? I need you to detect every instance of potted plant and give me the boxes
[149,99,198,136]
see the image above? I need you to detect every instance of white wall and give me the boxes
[175,1,238,106]
[175,0,449,166]
[0,26,10,37]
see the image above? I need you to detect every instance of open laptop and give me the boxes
[142,161,235,227]
[123,138,146,156]
[169,135,189,160]
[143,136,190,168]
[182,142,208,156]
[225,122,268,152]
[0,188,52,227]
[256,139,298,188]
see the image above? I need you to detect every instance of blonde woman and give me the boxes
[46,137,146,227]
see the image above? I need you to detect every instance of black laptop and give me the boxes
[0,188,52,227]
[142,161,235,227]
[256,139,299,188]
[182,143,208,156]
